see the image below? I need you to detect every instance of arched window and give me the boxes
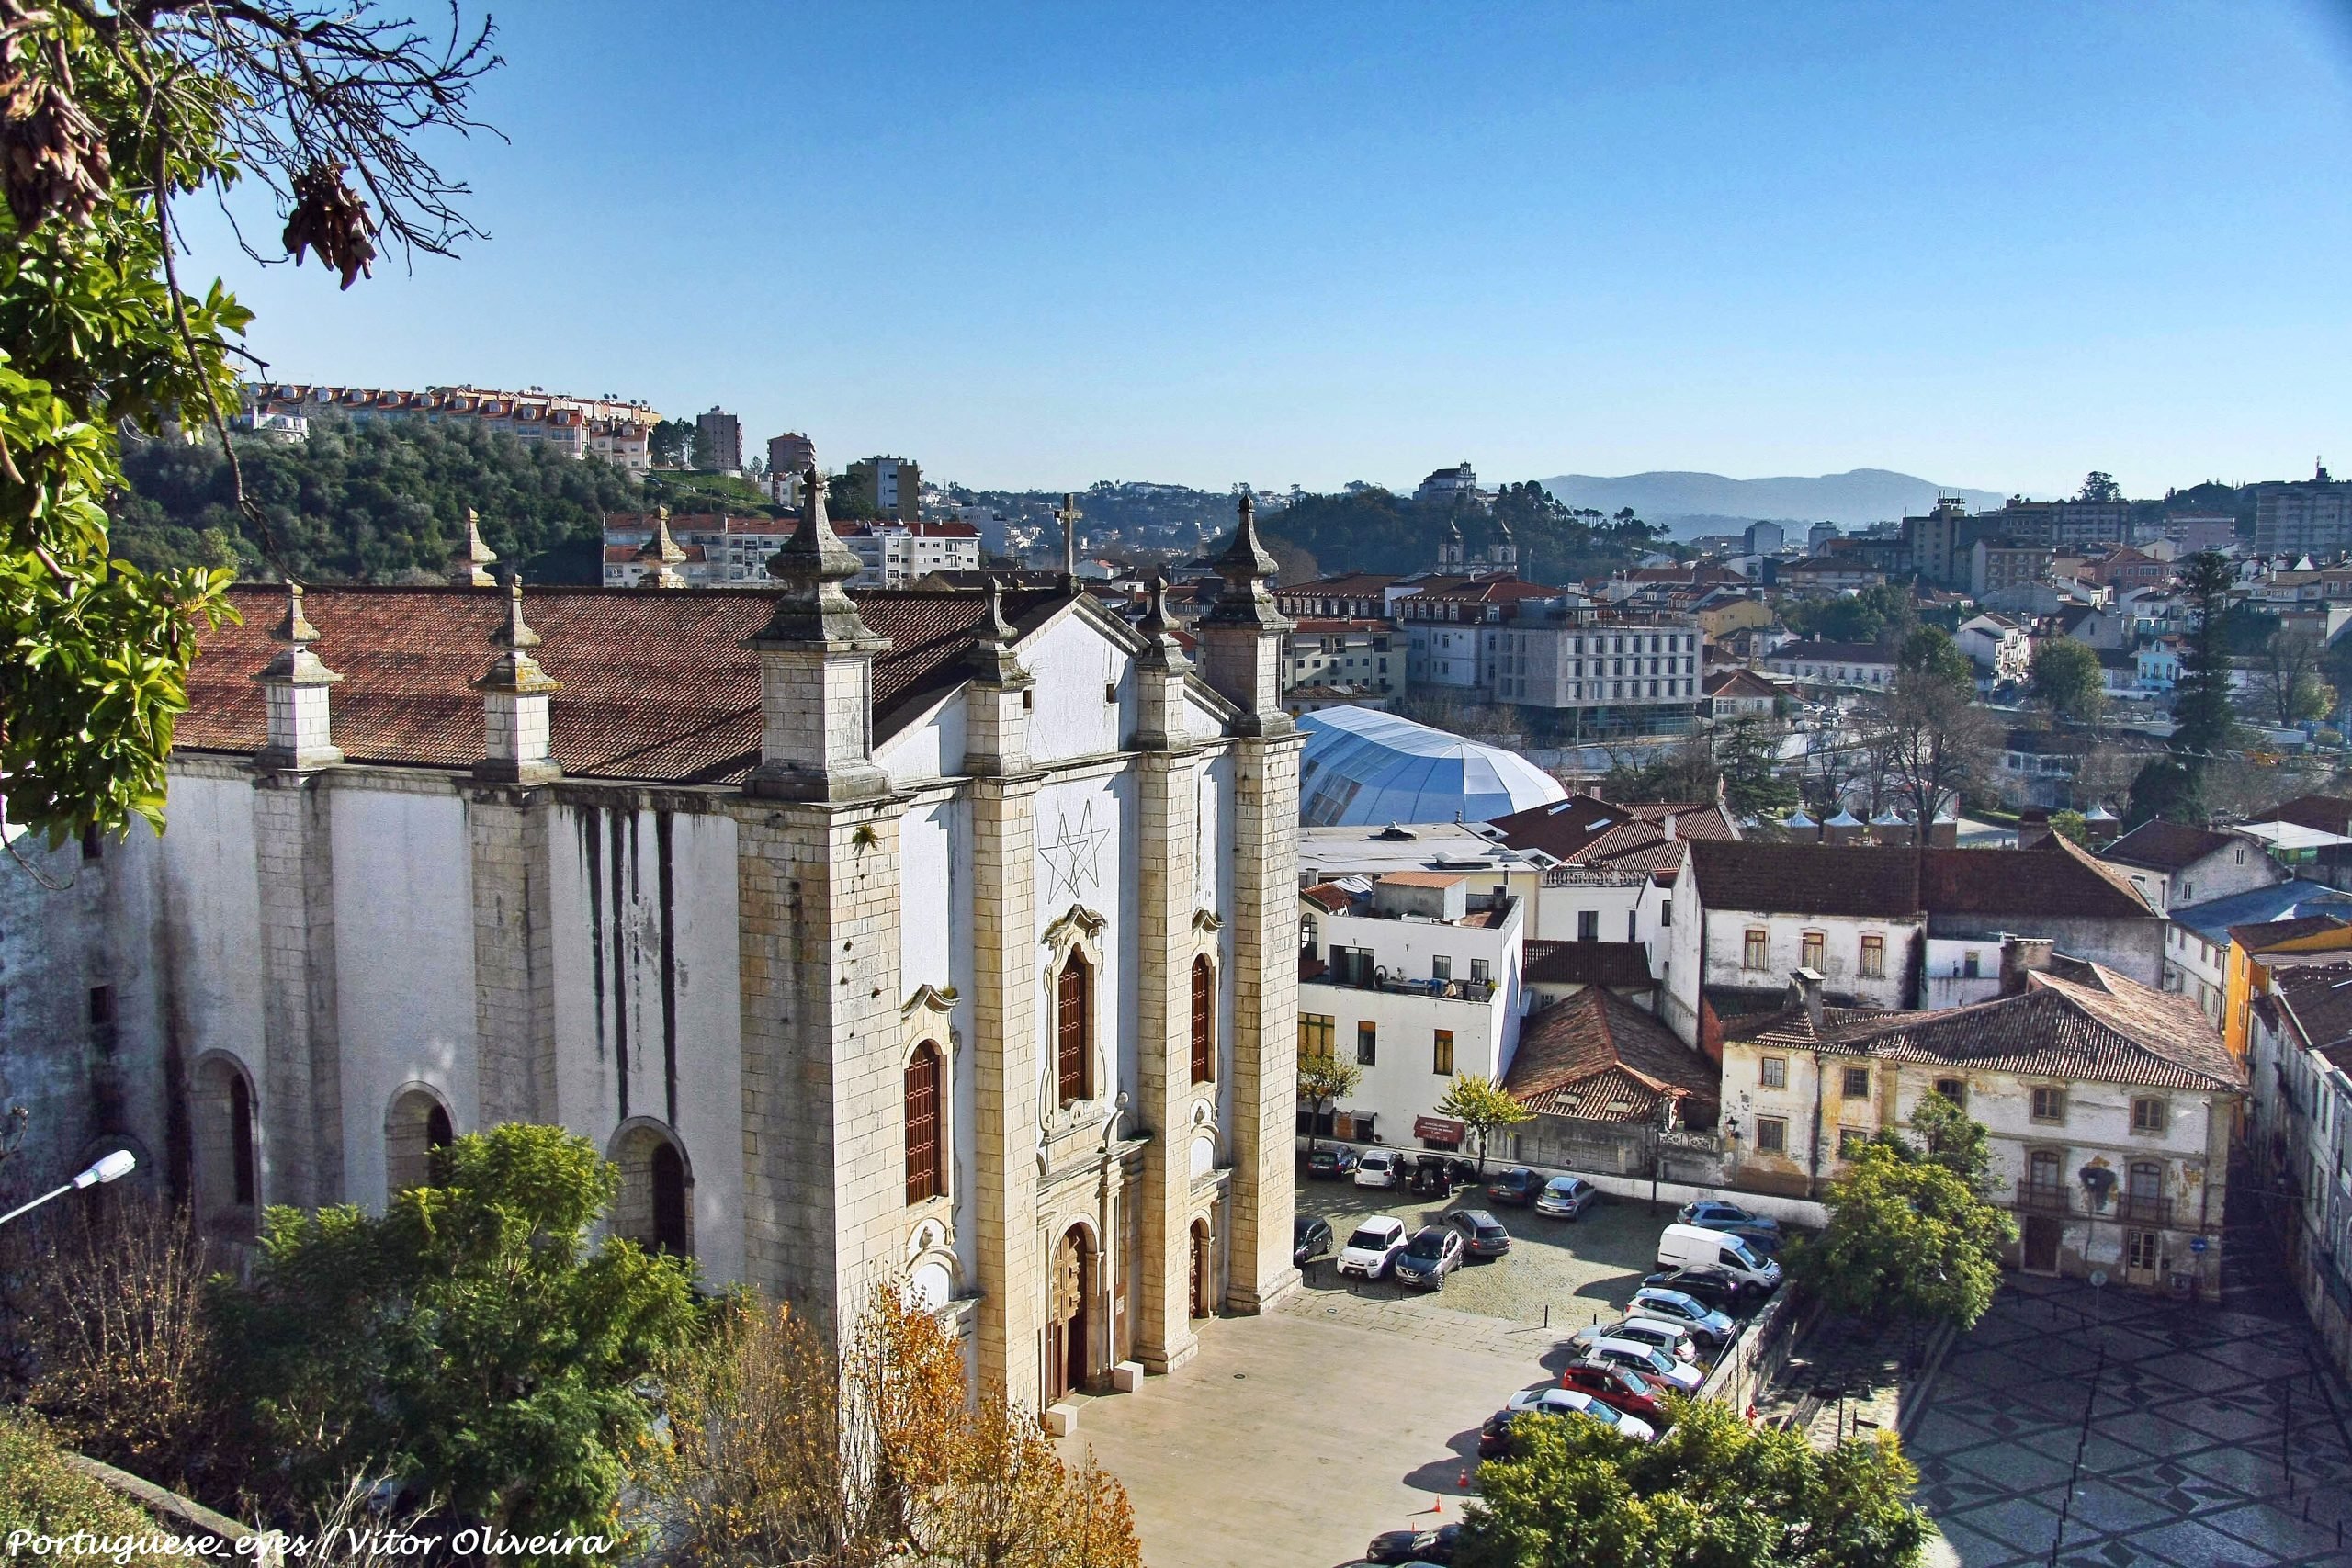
[906,1041,944,1204]
[1057,952,1092,1105]
[613,1123,693,1259]
[1190,956,1215,1086]
[229,1075,255,1207]
[650,1143,688,1257]
[2128,1160,2163,1199]
[386,1087,456,1201]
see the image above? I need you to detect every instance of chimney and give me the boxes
[1788,966,1825,1033]
[1999,935,2054,995]
[1662,812,1678,841]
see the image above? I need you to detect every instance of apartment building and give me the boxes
[838,519,982,588]
[767,431,817,478]
[849,456,923,523]
[600,512,797,587]
[693,407,743,473]
[1283,618,1396,695]
[243,383,656,470]
[1970,538,2055,599]
[1296,872,1526,1151]
[2253,467,2352,557]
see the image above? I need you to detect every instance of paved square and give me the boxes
[1908,1275,2352,1567]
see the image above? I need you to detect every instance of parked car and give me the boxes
[1589,1315,1701,1364]
[1534,1174,1600,1220]
[1484,1167,1545,1207]
[1629,1286,1736,1348]
[1355,1149,1407,1190]
[1643,1265,1768,1313]
[1306,1145,1358,1180]
[1678,1199,1780,1235]
[1654,1223,1783,1292]
[1364,1523,1458,1565]
[1445,1208,1511,1259]
[1576,1335,1705,1393]
[1337,1216,1408,1280]
[1698,1219,1782,1258]
[1408,1153,1476,1197]
[1477,1387,1655,1456]
[1557,1359,1671,1424]
[1293,1214,1334,1269]
[1391,1224,1465,1289]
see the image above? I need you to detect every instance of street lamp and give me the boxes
[0,1149,136,1229]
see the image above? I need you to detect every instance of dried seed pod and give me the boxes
[0,11,109,232]
[283,162,377,289]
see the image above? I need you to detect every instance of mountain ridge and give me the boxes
[1539,468,2008,532]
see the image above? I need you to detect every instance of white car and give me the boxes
[1506,1385,1657,1443]
[1575,1334,1705,1393]
[1591,1315,1700,1363]
[1337,1215,1408,1280]
[1354,1149,1406,1190]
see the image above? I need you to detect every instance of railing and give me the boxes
[1309,973,1498,1004]
[2013,1182,2071,1214]
[2116,1194,2174,1226]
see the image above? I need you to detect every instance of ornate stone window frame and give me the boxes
[900,984,960,1227]
[1041,905,1111,1136]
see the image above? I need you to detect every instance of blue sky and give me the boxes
[188,1,2352,497]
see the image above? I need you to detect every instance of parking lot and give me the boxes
[1295,1162,1683,1335]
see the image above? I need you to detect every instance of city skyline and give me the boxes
[185,1,2352,497]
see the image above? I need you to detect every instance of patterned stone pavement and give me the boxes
[1908,1274,2352,1567]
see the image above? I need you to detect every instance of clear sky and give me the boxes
[187,1,2352,498]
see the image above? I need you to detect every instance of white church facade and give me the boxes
[1,491,1305,1411]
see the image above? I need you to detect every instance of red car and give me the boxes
[1558,1359,1671,1424]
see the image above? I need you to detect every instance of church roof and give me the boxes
[176,582,1078,784]
[1297,706,1566,827]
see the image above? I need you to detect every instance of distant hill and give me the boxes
[1539,469,2007,533]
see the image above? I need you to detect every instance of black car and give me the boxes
[1484,1167,1544,1207]
[1643,1264,1768,1312]
[1446,1207,1511,1259]
[1365,1522,1459,1564]
[1306,1145,1359,1179]
[1293,1214,1334,1268]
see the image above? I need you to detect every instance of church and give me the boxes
[2,484,1305,1409]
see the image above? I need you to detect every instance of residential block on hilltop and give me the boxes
[241,381,659,469]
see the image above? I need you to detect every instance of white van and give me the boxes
[1655,1222,1781,1292]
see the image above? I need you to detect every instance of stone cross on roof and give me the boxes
[1056,491,1081,585]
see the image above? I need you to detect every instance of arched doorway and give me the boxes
[610,1122,694,1259]
[1190,1218,1213,1319]
[385,1087,456,1201]
[191,1055,257,1238]
[1046,1224,1091,1404]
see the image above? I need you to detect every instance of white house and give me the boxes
[1955,613,2031,684]
[1760,638,1896,691]
[1297,872,1526,1152]
[2099,819,2285,912]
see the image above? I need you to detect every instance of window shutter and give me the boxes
[1058,956,1091,1103]
[905,1043,942,1204]
[1191,956,1215,1085]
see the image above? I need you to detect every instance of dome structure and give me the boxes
[1297,706,1566,827]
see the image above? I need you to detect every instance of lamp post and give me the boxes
[0,1150,136,1229]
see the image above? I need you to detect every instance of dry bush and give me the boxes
[644,1290,1140,1568]
[22,1193,220,1493]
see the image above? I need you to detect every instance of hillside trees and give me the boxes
[1,0,495,845]
[1262,483,1661,583]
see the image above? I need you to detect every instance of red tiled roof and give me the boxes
[1486,797,1736,866]
[178,583,1075,783]
[1504,989,1719,1125]
[1689,837,2157,921]
[2274,795,2352,837]
[2265,958,2352,1054]
[1522,941,1657,988]
[1702,669,1779,698]
[1816,966,2243,1092]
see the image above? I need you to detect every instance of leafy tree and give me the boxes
[2078,471,2123,504]
[1434,1073,1533,1176]
[1797,1138,2014,1331]
[1457,1395,1931,1568]
[2125,754,2198,829]
[2049,808,2088,846]
[208,1123,708,1537]
[1295,1053,1361,1154]
[2245,625,2335,728]
[114,414,646,583]
[1603,730,1718,805]
[2028,637,2106,726]
[828,468,879,522]
[649,417,694,468]
[1,1,492,847]
[1879,1090,1994,1192]
[1716,717,1797,818]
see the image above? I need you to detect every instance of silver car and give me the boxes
[1535,1175,1600,1220]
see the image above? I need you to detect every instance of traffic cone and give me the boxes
[1458,1470,1472,1490]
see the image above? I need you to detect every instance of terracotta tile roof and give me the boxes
[2227,914,2352,953]
[1486,797,1736,866]
[1689,837,2156,921]
[2099,818,2238,874]
[1522,941,1657,988]
[177,582,1075,783]
[1722,1002,1937,1050]
[1505,989,1720,1125]
[1702,669,1779,699]
[1815,966,2243,1092]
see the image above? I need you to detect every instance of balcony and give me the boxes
[1307,969,1498,1005]
[2116,1194,2174,1226]
[2014,1182,2071,1214]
